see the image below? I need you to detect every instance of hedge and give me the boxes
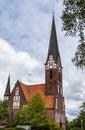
[0,128,25,130]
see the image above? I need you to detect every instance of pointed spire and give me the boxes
[4,74,10,96]
[46,14,60,64]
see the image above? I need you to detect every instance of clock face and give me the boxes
[46,55,56,69]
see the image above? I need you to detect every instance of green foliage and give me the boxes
[62,0,85,38]
[80,101,85,109]
[0,100,9,125]
[4,128,15,130]
[46,120,62,130]
[15,128,25,130]
[78,102,85,129]
[32,119,61,130]
[0,128,25,130]
[66,118,81,130]
[72,43,85,69]
[66,101,85,130]
[26,93,47,128]
[61,0,85,69]
[13,93,61,130]
[14,93,47,126]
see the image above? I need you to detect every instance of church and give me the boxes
[4,15,66,130]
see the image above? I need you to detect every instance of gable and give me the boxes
[9,81,27,111]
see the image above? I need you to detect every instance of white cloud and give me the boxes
[63,68,85,120]
[0,38,41,99]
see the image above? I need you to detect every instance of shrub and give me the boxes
[0,128,25,130]
[15,128,25,130]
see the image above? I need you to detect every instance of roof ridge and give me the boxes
[20,82,45,87]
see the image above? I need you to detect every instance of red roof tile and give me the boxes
[20,83,29,101]
[20,82,54,108]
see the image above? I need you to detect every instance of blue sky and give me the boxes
[0,0,85,120]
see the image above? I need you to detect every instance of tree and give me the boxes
[0,100,9,125]
[66,117,81,130]
[14,93,47,127]
[65,117,72,130]
[79,102,85,129]
[61,0,85,69]
[66,101,85,130]
[26,93,47,128]
[14,93,61,130]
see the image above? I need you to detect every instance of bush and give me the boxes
[9,119,17,128]
[15,128,25,130]
[5,128,14,130]
[0,128,4,130]
[0,128,25,130]
[31,120,61,130]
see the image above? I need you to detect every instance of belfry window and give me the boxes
[50,70,53,79]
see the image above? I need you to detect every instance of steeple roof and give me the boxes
[4,75,10,96]
[46,15,60,64]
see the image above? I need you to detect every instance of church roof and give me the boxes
[46,15,60,64]
[20,82,54,108]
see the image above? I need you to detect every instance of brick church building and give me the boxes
[4,15,66,130]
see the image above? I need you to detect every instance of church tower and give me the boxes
[45,15,66,130]
[45,15,62,95]
[4,75,10,100]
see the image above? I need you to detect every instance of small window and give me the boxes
[15,87,19,96]
[50,70,53,79]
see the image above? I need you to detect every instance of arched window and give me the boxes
[50,70,53,79]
